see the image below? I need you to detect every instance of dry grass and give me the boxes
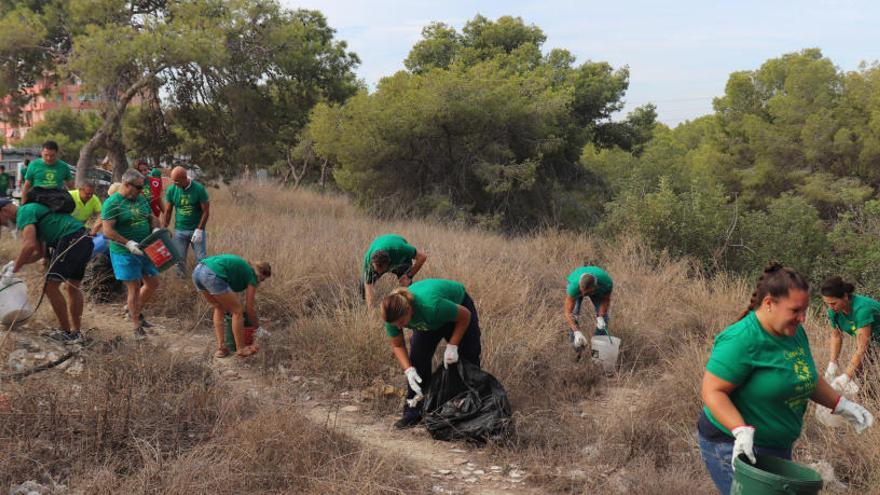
[0,343,428,494]
[3,181,880,493]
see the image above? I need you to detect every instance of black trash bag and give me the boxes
[28,187,75,213]
[422,360,513,443]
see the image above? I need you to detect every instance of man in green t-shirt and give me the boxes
[564,265,613,350]
[21,140,74,204]
[0,165,10,197]
[6,201,92,343]
[163,166,209,275]
[361,234,427,307]
[101,168,160,339]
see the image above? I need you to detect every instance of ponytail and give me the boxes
[382,287,414,323]
[738,262,809,321]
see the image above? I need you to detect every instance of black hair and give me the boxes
[820,276,856,299]
[739,262,810,320]
[42,140,59,151]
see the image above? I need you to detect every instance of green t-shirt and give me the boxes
[384,279,466,337]
[24,158,72,189]
[703,311,817,449]
[363,234,418,281]
[101,193,152,254]
[0,172,9,192]
[201,254,258,292]
[828,294,880,343]
[16,202,83,246]
[566,266,613,300]
[165,180,209,231]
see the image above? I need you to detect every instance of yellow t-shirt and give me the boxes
[69,189,102,223]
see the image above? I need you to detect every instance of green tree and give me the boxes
[18,107,102,164]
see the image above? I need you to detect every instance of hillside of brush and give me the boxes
[2,181,879,494]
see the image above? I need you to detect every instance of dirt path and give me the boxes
[76,309,541,495]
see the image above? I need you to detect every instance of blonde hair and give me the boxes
[579,273,597,293]
[253,260,272,279]
[107,182,122,196]
[382,287,414,323]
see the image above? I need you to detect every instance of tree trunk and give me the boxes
[319,158,328,190]
[75,71,162,186]
[106,131,129,180]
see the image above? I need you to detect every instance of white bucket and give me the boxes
[0,279,33,326]
[591,335,621,373]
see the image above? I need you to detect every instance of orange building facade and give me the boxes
[1,79,100,145]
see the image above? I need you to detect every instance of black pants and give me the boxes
[403,293,482,417]
[47,229,93,282]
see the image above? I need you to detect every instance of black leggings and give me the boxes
[403,293,482,416]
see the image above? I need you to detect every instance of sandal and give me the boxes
[214,346,231,358]
[235,344,259,358]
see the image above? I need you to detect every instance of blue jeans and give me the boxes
[173,229,207,274]
[698,432,791,494]
[572,296,609,336]
[192,263,232,295]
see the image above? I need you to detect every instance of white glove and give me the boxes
[404,366,423,396]
[731,426,756,469]
[596,316,607,330]
[572,330,589,349]
[191,229,204,244]
[825,362,839,381]
[444,344,459,367]
[831,374,860,396]
[254,326,270,338]
[834,397,874,433]
[2,260,14,276]
[125,240,143,256]
[152,227,161,233]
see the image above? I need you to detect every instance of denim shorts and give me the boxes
[110,250,159,281]
[192,263,232,295]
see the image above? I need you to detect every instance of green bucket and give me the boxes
[223,313,255,352]
[731,455,823,495]
[138,228,182,272]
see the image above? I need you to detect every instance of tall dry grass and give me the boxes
[5,181,880,493]
[0,343,428,494]
[173,182,880,493]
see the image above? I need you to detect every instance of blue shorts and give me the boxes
[192,263,232,295]
[109,250,159,281]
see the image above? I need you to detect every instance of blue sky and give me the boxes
[283,1,880,126]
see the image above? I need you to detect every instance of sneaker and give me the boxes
[66,332,93,346]
[47,329,77,343]
[133,326,147,340]
[139,313,153,328]
[393,414,423,430]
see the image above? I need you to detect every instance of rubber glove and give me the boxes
[444,344,459,367]
[191,229,204,244]
[731,426,756,469]
[572,330,589,349]
[125,240,143,256]
[834,397,874,433]
[404,366,423,396]
[2,260,14,276]
[0,260,14,286]
[824,361,839,381]
[152,227,161,234]
[596,316,607,330]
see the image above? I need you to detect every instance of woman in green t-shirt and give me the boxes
[380,279,482,429]
[820,276,880,392]
[698,263,874,494]
[192,254,272,358]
